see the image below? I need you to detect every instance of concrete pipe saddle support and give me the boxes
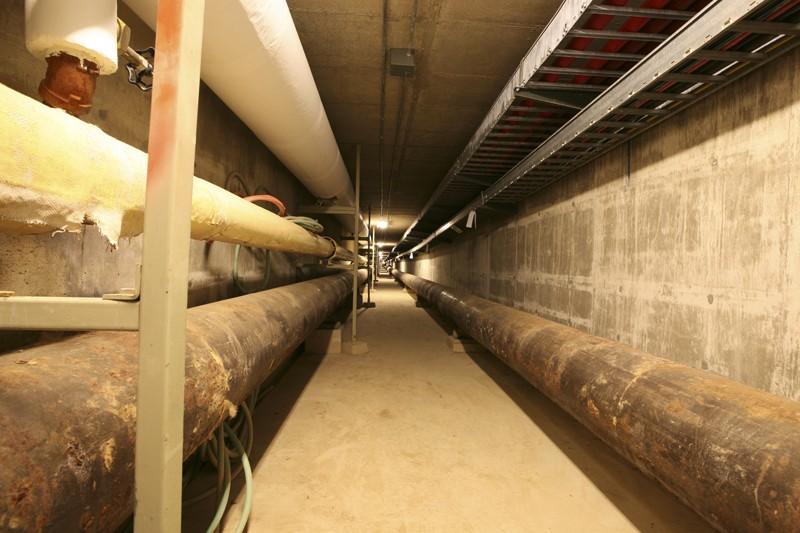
[0,270,367,532]
[393,270,800,533]
[0,83,357,263]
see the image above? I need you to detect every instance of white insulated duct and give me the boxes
[25,0,119,74]
[124,0,364,233]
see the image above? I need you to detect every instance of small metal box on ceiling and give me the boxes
[389,48,415,76]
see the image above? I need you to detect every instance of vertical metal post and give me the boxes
[352,144,361,342]
[374,236,378,284]
[134,1,205,532]
[367,206,372,303]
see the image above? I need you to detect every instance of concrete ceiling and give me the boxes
[287,0,562,241]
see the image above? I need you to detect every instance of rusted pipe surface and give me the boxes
[393,270,800,533]
[38,53,98,115]
[0,270,365,532]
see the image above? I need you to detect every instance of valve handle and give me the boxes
[124,47,154,92]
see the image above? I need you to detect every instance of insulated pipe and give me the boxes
[393,270,800,533]
[123,0,366,234]
[25,0,119,115]
[0,270,367,532]
[0,83,356,263]
[25,0,119,74]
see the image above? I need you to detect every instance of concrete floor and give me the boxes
[219,277,712,532]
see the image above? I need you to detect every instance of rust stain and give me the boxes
[146,0,184,185]
[38,53,98,116]
[155,0,183,52]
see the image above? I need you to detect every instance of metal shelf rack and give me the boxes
[0,2,205,531]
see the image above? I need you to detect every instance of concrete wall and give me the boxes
[403,47,800,402]
[0,2,327,349]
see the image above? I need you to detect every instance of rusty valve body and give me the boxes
[39,53,99,116]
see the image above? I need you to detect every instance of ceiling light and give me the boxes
[372,219,388,229]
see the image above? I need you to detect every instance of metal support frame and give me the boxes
[552,48,645,61]
[352,144,361,342]
[515,89,587,109]
[134,1,205,531]
[394,0,594,251]
[0,265,142,331]
[586,4,694,20]
[568,28,669,42]
[396,0,799,258]
[393,0,800,256]
[366,206,376,302]
[525,81,609,92]
[0,1,206,529]
[0,297,140,331]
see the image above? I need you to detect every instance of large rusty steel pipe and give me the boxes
[0,270,366,532]
[393,270,800,533]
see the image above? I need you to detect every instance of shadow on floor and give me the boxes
[181,349,326,533]
[420,301,457,334]
[184,289,710,532]
[246,352,326,458]
[417,302,711,532]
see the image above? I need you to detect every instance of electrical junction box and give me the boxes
[389,48,416,76]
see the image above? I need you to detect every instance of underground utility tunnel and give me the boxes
[0,0,799,532]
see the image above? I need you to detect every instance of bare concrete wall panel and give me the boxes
[405,47,800,401]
